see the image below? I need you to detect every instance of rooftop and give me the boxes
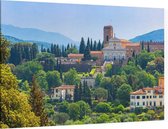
[90,51,103,54]
[130,86,164,95]
[68,53,84,58]
[52,85,75,90]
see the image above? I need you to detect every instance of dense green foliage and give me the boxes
[0,64,40,128]
[64,68,80,85]
[35,52,56,71]
[46,70,62,89]
[14,61,43,82]
[117,83,132,106]
[9,43,38,65]
[0,34,10,63]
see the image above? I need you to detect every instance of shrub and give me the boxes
[95,102,112,113]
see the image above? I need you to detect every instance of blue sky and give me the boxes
[1,0,164,41]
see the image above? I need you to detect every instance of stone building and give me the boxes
[68,53,84,62]
[81,77,95,88]
[102,36,126,61]
[51,85,75,101]
[121,39,141,58]
[140,41,164,52]
[90,51,104,65]
[103,25,114,47]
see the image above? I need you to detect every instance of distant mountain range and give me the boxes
[1,24,79,47]
[1,24,164,47]
[130,29,164,42]
[4,35,51,49]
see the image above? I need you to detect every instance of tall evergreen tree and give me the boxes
[97,40,102,50]
[30,77,49,126]
[93,40,97,51]
[32,43,38,59]
[79,37,85,54]
[51,44,54,54]
[87,37,90,48]
[141,41,144,50]
[90,39,93,51]
[74,85,80,102]
[84,45,91,60]
[147,42,150,52]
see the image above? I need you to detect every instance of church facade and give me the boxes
[102,25,126,61]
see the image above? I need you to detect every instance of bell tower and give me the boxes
[103,25,113,47]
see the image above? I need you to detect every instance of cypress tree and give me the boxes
[32,43,38,59]
[90,39,93,51]
[84,45,91,60]
[51,44,54,54]
[93,40,97,51]
[74,85,79,102]
[147,42,150,52]
[30,77,49,126]
[141,41,144,50]
[79,37,85,54]
[97,40,102,50]
[87,37,90,48]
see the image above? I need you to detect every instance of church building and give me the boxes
[102,25,126,61]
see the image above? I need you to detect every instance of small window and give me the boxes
[147,96,149,99]
[150,101,152,106]
[131,96,135,99]
[160,101,162,106]
[142,96,145,99]
[150,96,152,99]
[143,102,145,106]
[137,96,140,99]
[159,95,163,98]
[154,101,156,106]
[137,102,139,106]
[153,96,157,98]
[148,91,151,93]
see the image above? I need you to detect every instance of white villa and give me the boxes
[130,77,164,109]
[51,85,75,101]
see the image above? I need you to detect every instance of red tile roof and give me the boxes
[130,89,146,95]
[52,85,75,90]
[90,51,103,54]
[126,43,140,47]
[68,53,84,58]
[130,86,164,95]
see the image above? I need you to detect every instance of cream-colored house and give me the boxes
[51,85,75,101]
[130,77,164,109]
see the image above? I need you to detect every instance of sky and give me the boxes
[1,0,164,42]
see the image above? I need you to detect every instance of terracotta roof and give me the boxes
[143,87,154,91]
[126,43,140,47]
[130,89,146,95]
[52,85,75,90]
[120,39,131,43]
[90,51,103,54]
[130,86,164,95]
[68,53,84,58]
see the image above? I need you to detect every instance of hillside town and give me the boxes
[50,25,164,110]
[1,25,164,127]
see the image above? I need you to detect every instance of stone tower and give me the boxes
[103,25,114,47]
